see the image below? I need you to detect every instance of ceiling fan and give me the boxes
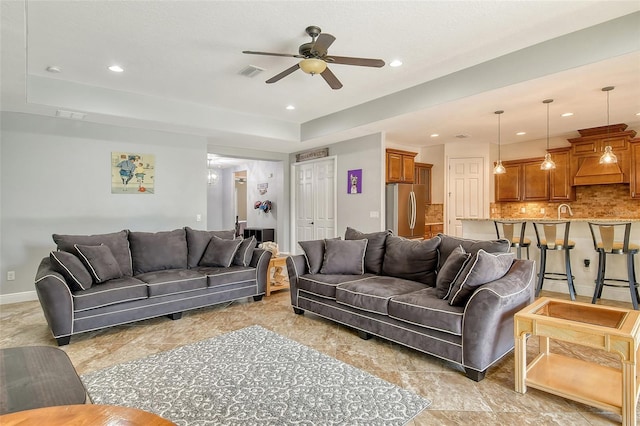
[242,26,385,90]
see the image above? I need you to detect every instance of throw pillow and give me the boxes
[298,238,340,274]
[49,251,94,291]
[52,230,132,276]
[74,244,124,283]
[437,234,510,270]
[320,239,368,275]
[129,229,188,275]
[344,227,391,274]
[199,237,243,268]
[382,235,441,286]
[447,249,515,306]
[232,236,257,267]
[184,227,236,268]
[435,245,471,299]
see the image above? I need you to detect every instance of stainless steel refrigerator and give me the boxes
[385,184,426,238]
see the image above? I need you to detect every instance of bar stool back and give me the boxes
[588,222,639,310]
[493,220,530,259]
[532,221,576,300]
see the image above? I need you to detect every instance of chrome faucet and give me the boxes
[557,203,573,219]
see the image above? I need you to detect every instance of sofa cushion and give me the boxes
[448,249,515,306]
[437,234,510,269]
[185,227,236,268]
[135,269,207,297]
[49,251,94,291]
[435,245,471,299]
[72,276,148,312]
[129,229,188,275]
[298,239,326,274]
[382,236,440,286]
[53,230,132,276]
[389,287,464,335]
[198,266,257,288]
[345,227,391,274]
[74,244,123,283]
[320,239,368,275]
[199,237,243,268]
[335,276,428,315]
[232,236,257,267]
[297,274,377,299]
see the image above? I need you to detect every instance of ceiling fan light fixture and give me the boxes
[299,58,326,75]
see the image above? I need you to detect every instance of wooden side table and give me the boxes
[514,297,640,425]
[267,255,289,296]
[0,404,176,425]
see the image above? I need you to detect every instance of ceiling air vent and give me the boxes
[239,65,265,78]
[455,133,470,139]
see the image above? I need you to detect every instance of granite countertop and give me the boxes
[458,217,640,223]
[425,222,444,225]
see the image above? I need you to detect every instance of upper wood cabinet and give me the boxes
[631,139,640,199]
[414,162,433,204]
[548,147,576,202]
[495,158,549,202]
[495,162,522,202]
[386,149,417,183]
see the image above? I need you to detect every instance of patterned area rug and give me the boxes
[82,325,430,425]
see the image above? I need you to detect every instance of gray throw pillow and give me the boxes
[199,237,243,267]
[435,245,471,299]
[185,227,236,268]
[382,235,441,285]
[74,244,123,283]
[345,227,391,274]
[129,229,188,275]
[437,234,510,270]
[53,230,132,276]
[447,249,515,306]
[320,239,368,275]
[298,238,340,274]
[232,236,257,267]
[49,251,94,291]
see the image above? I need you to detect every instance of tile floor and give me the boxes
[1,289,637,425]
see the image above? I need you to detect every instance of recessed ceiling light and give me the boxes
[108,65,124,73]
[430,133,439,138]
[561,112,573,117]
[389,59,403,67]
[636,112,640,116]
[46,66,62,73]
[516,132,526,136]
[286,105,295,110]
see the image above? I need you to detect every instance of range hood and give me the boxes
[573,157,625,186]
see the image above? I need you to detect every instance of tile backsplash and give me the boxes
[491,184,640,219]
[425,203,443,223]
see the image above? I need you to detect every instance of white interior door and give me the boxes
[447,158,484,236]
[292,158,337,250]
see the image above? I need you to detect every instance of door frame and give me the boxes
[290,156,338,253]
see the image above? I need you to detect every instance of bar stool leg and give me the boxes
[592,251,605,303]
[516,245,521,259]
[565,248,576,301]
[536,248,547,296]
[628,253,639,310]
[526,246,530,260]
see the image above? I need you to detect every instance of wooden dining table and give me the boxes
[0,404,176,425]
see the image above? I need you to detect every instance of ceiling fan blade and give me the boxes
[311,33,336,57]
[243,50,304,59]
[266,63,301,84]
[320,67,343,90]
[327,56,385,67]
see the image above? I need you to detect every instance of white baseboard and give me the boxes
[0,290,38,305]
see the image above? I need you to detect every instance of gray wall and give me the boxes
[0,112,208,301]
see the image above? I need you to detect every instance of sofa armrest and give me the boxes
[461,259,535,372]
[250,248,272,295]
[34,258,74,342]
[286,254,308,307]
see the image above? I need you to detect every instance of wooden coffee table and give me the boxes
[514,297,640,425]
[0,404,176,425]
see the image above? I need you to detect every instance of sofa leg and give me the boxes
[253,295,264,302]
[168,312,183,320]
[293,307,304,315]
[358,330,372,340]
[465,368,486,382]
[55,336,71,346]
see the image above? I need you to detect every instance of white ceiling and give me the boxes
[1,1,639,153]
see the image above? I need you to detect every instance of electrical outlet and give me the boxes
[583,259,590,268]
[7,271,15,281]
[519,207,526,214]
[540,208,545,215]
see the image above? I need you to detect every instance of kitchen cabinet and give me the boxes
[548,147,575,202]
[386,149,417,183]
[631,139,640,199]
[414,162,432,204]
[495,158,549,202]
[495,162,522,202]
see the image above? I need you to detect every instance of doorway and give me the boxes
[234,170,247,236]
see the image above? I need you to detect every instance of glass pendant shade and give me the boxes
[599,145,618,164]
[299,58,327,75]
[493,160,506,174]
[540,153,556,170]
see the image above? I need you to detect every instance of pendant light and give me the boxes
[540,99,556,170]
[493,110,506,174]
[599,86,618,164]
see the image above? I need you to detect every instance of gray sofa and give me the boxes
[287,228,536,381]
[35,227,272,345]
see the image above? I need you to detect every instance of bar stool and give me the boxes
[588,222,639,310]
[532,221,576,300]
[494,220,530,259]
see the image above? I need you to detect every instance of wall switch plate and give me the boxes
[7,271,15,281]
[196,214,202,222]
[369,211,379,218]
